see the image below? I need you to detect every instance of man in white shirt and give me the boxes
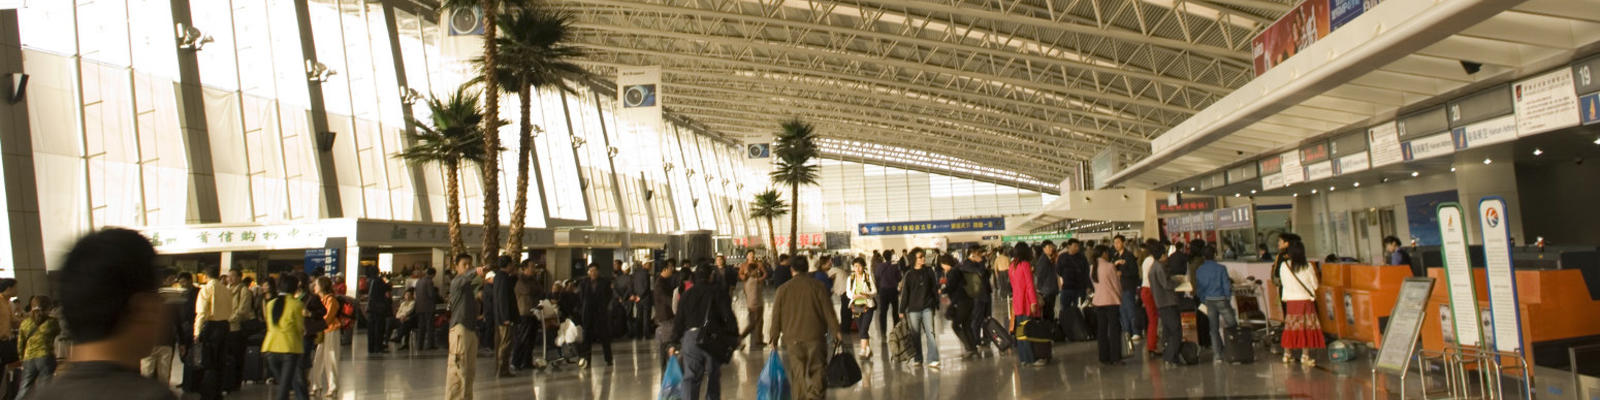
[193,267,235,400]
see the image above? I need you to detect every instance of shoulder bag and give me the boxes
[696,294,738,363]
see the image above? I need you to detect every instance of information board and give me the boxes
[1367,122,1404,167]
[1450,114,1519,150]
[1305,161,1333,181]
[1279,151,1305,185]
[1513,69,1580,137]
[1260,173,1284,190]
[1374,277,1437,374]
[1437,203,1483,347]
[1334,152,1369,175]
[1478,197,1524,354]
[1402,132,1455,161]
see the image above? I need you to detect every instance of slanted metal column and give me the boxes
[292,0,344,218]
[169,0,221,223]
[378,0,432,222]
[0,10,51,300]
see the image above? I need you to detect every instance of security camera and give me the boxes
[306,60,336,82]
[176,23,213,51]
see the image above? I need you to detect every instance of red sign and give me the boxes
[1300,142,1330,164]
[734,233,826,249]
[1251,0,1331,76]
[1157,197,1218,213]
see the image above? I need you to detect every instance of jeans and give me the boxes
[266,353,307,400]
[1119,289,1141,337]
[907,310,940,363]
[875,293,899,337]
[1015,316,1036,364]
[855,308,874,339]
[1094,306,1123,363]
[17,357,55,399]
[970,298,991,346]
[1204,298,1238,356]
[680,329,722,400]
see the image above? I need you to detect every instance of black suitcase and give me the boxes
[982,318,1014,352]
[242,345,265,383]
[1058,305,1092,342]
[1177,342,1199,365]
[1224,326,1255,363]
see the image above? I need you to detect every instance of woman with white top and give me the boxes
[846,259,877,358]
[1278,240,1324,366]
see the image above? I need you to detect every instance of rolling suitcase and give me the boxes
[1224,326,1255,363]
[242,345,265,383]
[982,318,1014,352]
[1177,310,1200,365]
[1058,304,1091,342]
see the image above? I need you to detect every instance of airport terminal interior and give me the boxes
[2,0,1600,398]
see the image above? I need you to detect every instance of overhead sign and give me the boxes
[1373,277,1437,375]
[1251,0,1331,76]
[1581,93,1600,126]
[1304,161,1333,181]
[1478,197,1524,354]
[137,220,355,254]
[1367,121,1404,167]
[1156,197,1217,213]
[1437,203,1483,347]
[1165,213,1215,233]
[1513,69,1580,137]
[1447,85,1514,128]
[1333,152,1369,175]
[1401,132,1455,161]
[1001,232,1074,244]
[305,248,342,276]
[1260,173,1284,190]
[1091,148,1124,189]
[1279,151,1305,186]
[857,217,1005,236]
[1299,142,1330,164]
[1214,206,1254,230]
[1450,114,1519,150]
[1258,156,1283,175]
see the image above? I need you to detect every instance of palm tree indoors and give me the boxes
[748,189,789,259]
[395,85,491,259]
[443,0,532,262]
[769,119,819,253]
[478,5,590,259]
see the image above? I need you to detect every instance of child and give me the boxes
[17,295,61,399]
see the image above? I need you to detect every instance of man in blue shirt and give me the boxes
[1192,245,1236,363]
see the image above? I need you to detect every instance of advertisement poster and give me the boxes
[1331,0,1384,30]
[1404,190,1458,246]
[1401,132,1455,161]
[1279,151,1306,186]
[1251,0,1331,76]
[1450,114,1519,150]
[617,66,664,173]
[1437,203,1483,347]
[1512,69,1580,136]
[1367,121,1403,167]
[1478,197,1524,353]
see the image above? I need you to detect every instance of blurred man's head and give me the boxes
[58,228,165,363]
[453,254,473,274]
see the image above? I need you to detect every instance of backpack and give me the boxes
[334,296,357,330]
[962,269,983,297]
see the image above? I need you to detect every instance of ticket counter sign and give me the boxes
[1478,197,1524,354]
[1436,203,1483,347]
[1512,69,1580,137]
[857,217,1005,236]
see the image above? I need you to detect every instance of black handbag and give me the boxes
[695,295,738,364]
[825,344,862,388]
[0,338,17,365]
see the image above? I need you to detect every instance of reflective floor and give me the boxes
[222,330,1390,400]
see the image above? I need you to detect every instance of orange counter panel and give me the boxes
[1417,267,1600,366]
[1316,286,1348,338]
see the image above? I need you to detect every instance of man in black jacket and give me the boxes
[578,265,615,367]
[651,263,679,369]
[491,257,519,377]
[959,248,993,348]
[1034,241,1061,322]
[1058,239,1091,339]
[940,255,978,356]
[872,253,902,338]
[898,249,941,368]
[628,261,652,340]
[669,266,738,400]
[1113,235,1143,340]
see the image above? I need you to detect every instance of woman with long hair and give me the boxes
[1008,242,1045,366]
[1089,245,1124,364]
[845,258,876,358]
[1279,240,1324,365]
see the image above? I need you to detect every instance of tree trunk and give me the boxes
[478,0,501,264]
[506,86,532,260]
[787,183,799,254]
[765,216,777,260]
[446,159,465,259]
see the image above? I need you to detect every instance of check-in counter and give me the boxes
[1417,267,1600,367]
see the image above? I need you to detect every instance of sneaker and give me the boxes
[1130,335,1143,342]
[1030,360,1048,367]
[927,362,941,369]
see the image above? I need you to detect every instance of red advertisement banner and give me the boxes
[1252,0,1331,77]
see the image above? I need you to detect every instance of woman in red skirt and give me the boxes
[1278,240,1323,366]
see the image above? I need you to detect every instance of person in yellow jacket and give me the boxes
[261,275,307,400]
[17,295,60,400]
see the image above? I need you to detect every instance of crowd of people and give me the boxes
[10,227,1336,400]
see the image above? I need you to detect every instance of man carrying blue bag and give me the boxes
[758,350,790,400]
[660,355,684,400]
[767,255,841,400]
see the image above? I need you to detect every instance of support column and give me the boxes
[0,10,50,300]
[344,245,361,292]
[219,251,235,274]
[292,0,344,218]
[378,0,432,222]
[169,0,221,223]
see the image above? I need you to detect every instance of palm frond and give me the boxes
[748,189,789,220]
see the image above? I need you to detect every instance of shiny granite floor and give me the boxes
[217,329,1394,400]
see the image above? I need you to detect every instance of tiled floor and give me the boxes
[225,331,1388,400]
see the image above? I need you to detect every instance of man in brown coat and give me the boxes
[767,257,840,400]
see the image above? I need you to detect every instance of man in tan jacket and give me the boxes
[767,257,840,400]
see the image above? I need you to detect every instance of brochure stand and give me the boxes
[1370,278,1435,399]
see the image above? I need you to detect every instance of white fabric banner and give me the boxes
[1513,69,1580,137]
[617,66,663,174]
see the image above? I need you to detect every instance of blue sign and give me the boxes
[1404,190,1459,246]
[1329,0,1365,30]
[304,248,341,275]
[857,217,1005,236]
[1580,93,1600,126]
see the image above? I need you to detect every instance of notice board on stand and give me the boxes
[1374,277,1437,375]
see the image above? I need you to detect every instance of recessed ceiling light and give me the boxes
[1234,193,1241,197]
[1311,189,1318,194]
[1189,187,1197,192]
[1410,171,1419,177]
[1450,167,1457,172]
[1353,182,1360,187]
[1483,158,1493,165]
[1533,148,1543,156]
[1293,193,1299,197]
[1249,189,1257,194]
[1380,178,1389,183]
[1329,186,1335,191]
[1593,136,1600,145]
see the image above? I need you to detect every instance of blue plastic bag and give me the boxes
[659,355,684,400]
[757,350,791,400]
